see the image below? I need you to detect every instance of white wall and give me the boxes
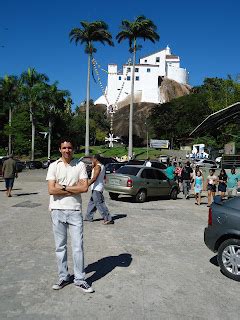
[167,66,187,84]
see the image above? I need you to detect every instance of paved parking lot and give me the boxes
[0,169,239,320]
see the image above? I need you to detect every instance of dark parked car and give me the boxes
[42,159,56,169]
[204,196,240,281]
[80,156,119,178]
[100,157,118,165]
[25,161,43,169]
[105,162,127,174]
[16,160,26,172]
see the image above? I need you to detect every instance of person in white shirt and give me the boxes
[85,154,113,224]
[46,138,94,293]
[145,158,152,167]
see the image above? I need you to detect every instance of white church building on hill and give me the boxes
[95,45,188,107]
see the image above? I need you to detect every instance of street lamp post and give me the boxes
[145,121,149,158]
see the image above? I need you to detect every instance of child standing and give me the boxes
[194,171,203,205]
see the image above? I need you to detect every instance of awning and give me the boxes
[190,102,240,136]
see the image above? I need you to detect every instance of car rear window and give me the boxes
[127,160,145,165]
[151,162,166,169]
[116,166,140,176]
[224,197,240,210]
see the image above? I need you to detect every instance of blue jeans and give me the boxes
[183,180,191,197]
[51,209,85,284]
[86,190,112,222]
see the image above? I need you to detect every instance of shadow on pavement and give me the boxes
[85,253,132,285]
[112,214,127,221]
[210,255,219,267]
[113,195,183,203]
[15,192,39,197]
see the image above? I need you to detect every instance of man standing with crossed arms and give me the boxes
[46,138,94,292]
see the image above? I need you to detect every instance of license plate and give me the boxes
[110,178,120,186]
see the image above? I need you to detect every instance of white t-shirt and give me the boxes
[91,163,105,192]
[207,175,217,185]
[46,158,88,210]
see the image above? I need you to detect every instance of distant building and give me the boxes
[95,45,188,106]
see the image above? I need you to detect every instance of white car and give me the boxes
[158,155,168,163]
[215,156,222,164]
[194,159,218,168]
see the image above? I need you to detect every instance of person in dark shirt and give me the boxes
[218,168,228,198]
[2,154,18,197]
[181,161,193,199]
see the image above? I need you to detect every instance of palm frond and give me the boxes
[116,16,160,48]
[69,20,114,52]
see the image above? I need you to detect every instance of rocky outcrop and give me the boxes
[95,78,192,140]
[159,78,191,103]
[113,102,156,139]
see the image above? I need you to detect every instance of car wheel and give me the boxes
[109,192,119,200]
[217,239,240,281]
[135,189,147,203]
[170,188,178,200]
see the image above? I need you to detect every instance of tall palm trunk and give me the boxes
[128,39,136,159]
[85,53,91,156]
[30,105,35,161]
[8,106,12,155]
[48,119,52,159]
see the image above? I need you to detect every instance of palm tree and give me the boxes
[0,75,19,155]
[69,21,114,155]
[20,68,49,160]
[116,16,160,158]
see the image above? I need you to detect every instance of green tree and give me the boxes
[0,75,20,154]
[72,101,109,149]
[69,21,114,156]
[20,68,49,160]
[194,77,240,111]
[42,83,71,158]
[116,15,159,158]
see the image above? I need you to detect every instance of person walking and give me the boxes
[218,168,228,198]
[46,138,94,292]
[227,167,239,198]
[85,154,113,225]
[181,161,193,199]
[206,169,217,206]
[175,162,183,191]
[2,154,18,197]
[165,162,177,180]
[194,171,204,205]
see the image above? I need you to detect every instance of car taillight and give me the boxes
[127,179,133,188]
[208,208,212,226]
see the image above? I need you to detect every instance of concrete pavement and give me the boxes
[0,169,239,320]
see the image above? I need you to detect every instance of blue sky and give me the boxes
[0,0,239,109]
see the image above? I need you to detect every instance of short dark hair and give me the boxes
[93,154,102,162]
[58,137,74,148]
